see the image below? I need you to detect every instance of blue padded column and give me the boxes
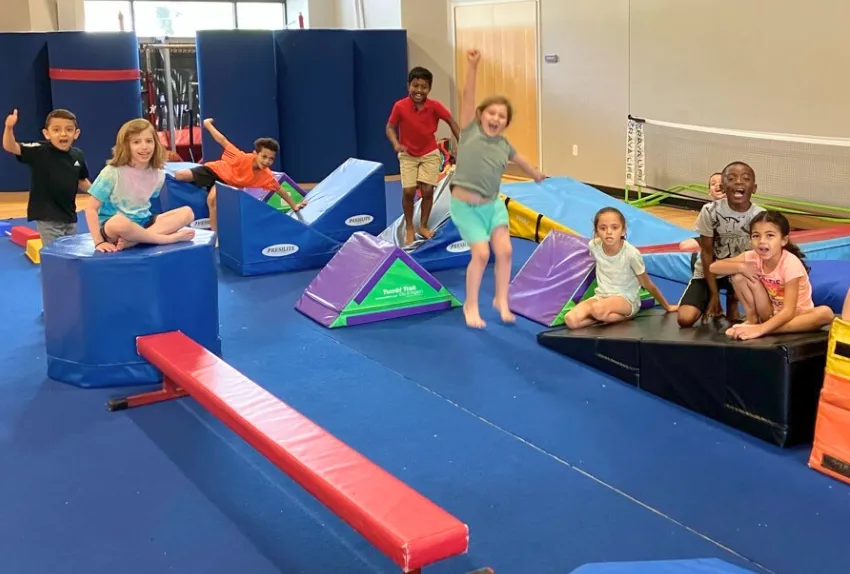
[195,30,280,166]
[351,30,408,176]
[46,32,143,179]
[41,231,221,388]
[0,33,52,192]
[274,29,357,183]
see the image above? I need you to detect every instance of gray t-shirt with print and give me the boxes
[692,199,765,279]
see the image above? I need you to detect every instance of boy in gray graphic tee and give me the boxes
[677,161,764,327]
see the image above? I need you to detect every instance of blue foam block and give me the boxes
[644,251,693,284]
[217,159,386,276]
[800,235,850,261]
[196,30,280,166]
[571,559,755,573]
[217,184,340,275]
[351,30,408,175]
[41,231,220,388]
[46,32,143,180]
[809,259,850,314]
[409,220,473,272]
[0,33,52,192]
[153,163,211,229]
[275,29,357,183]
[0,221,11,236]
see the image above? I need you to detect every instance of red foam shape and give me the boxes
[49,68,141,82]
[10,226,39,247]
[787,224,850,243]
[137,331,469,572]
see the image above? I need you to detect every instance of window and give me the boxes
[133,1,235,37]
[84,1,133,32]
[236,2,285,30]
[83,1,288,34]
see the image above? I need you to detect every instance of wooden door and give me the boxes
[453,0,540,174]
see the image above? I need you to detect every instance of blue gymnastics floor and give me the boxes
[1,180,848,573]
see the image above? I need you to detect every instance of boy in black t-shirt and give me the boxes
[3,109,92,245]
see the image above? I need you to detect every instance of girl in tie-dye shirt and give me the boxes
[84,118,195,252]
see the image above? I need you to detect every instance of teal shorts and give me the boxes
[449,196,509,244]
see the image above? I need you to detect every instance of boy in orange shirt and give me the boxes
[174,118,306,233]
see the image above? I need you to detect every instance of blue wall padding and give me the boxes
[41,231,221,388]
[351,30,408,176]
[0,33,53,192]
[195,30,280,166]
[274,29,358,183]
[46,32,143,179]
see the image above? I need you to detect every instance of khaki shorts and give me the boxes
[399,149,442,189]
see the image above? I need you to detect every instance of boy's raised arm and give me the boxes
[203,118,231,149]
[3,109,22,156]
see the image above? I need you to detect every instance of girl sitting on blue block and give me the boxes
[84,119,195,252]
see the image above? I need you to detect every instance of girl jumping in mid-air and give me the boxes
[85,118,195,252]
[709,210,834,340]
[564,207,677,329]
[450,48,546,329]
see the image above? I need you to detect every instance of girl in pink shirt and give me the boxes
[709,211,833,340]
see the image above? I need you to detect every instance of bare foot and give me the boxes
[116,238,136,251]
[169,229,195,243]
[404,227,415,246]
[463,302,486,329]
[419,225,434,240]
[493,298,516,324]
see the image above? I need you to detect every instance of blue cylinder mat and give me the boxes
[40,231,220,388]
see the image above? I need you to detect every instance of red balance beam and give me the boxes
[109,331,487,574]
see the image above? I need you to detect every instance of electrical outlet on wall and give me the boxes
[572,145,578,156]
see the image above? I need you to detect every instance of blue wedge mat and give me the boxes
[46,32,143,179]
[196,30,279,166]
[0,33,52,192]
[501,177,693,246]
[274,30,357,183]
[155,162,211,228]
[288,158,386,242]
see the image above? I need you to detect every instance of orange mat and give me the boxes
[809,318,850,485]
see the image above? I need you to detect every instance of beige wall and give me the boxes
[400,0,454,138]
[630,0,850,139]
[539,0,628,188]
[0,0,84,31]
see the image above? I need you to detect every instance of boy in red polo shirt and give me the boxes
[386,67,460,245]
